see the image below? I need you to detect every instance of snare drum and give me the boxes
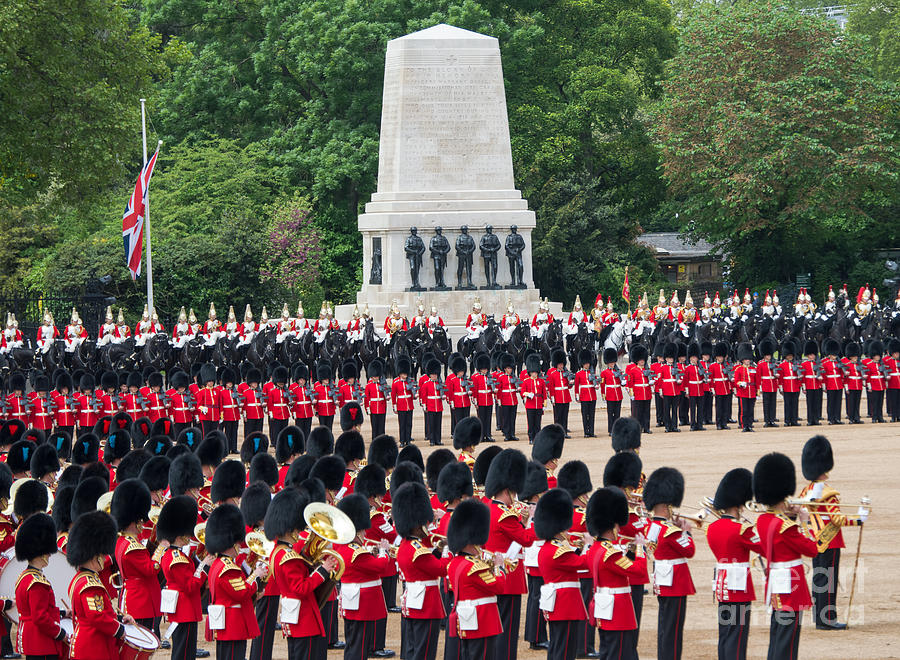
[59,617,74,657]
[118,623,159,660]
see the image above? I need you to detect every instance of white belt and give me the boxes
[546,581,580,590]
[715,562,750,571]
[343,579,382,589]
[406,580,440,588]
[769,559,802,570]
[655,558,687,567]
[458,597,497,608]
[594,586,631,596]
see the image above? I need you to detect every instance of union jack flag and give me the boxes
[122,147,159,280]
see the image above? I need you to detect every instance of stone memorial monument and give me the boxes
[338,24,560,333]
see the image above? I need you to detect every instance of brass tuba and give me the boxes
[302,502,355,607]
[245,530,275,559]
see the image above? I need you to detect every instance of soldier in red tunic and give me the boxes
[445,355,471,436]
[289,364,315,440]
[495,353,520,443]
[205,504,267,660]
[218,367,241,454]
[275,427,303,489]
[239,368,266,438]
[683,344,706,431]
[706,468,761,660]
[5,374,29,427]
[801,340,824,426]
[777,340,802,426]
[363,359,388,440]
[446,498,509,660]
[752,453,818,659]
[821,339,845,424]
[599,348,624,436]
[312,364,337,432]
[707,342,733,430]
[391,358,415,447]
[756,338,780,427]
[863,340,886,422]
[520,354,547,444]
[266,366,292,439]
[732,342,758,433]
[166,371,195,438]
[157,496,214,660]
[644,468,696,660]
[625,345,652,433]
[28,374,53,433]
[573,350,598,437]
[842,342,865,423]
[657,344,681,433]
[535,488,589,660]
[15,513,68,658]
[546,349,572,436]
[469,354,495,444]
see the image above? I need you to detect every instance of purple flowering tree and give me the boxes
[260,195,323,298]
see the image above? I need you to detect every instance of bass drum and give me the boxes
[0,553,76,623]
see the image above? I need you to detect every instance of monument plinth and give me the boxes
[338,24,560,333]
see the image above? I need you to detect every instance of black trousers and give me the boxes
[552,402,569,431]
[580,400,596,436]
[499,405,517,440]
[606,400,621,434]
[626,583,644,652]
[425,411,443,445]
[887,388,900,421]
[715,393,731,428]
[344,619,376,660]
[174,422,191,438]
[631,399,650,432]
[318,414,334,431]
[703,391,714,424]
[383,573,399,608]
[406,618,440,660]
[767,610,801,660]
[805,388,823,424]
[77,425,93,439]
[493,594,521,660]
[287,634,327,660]
[783,391,800,425]
[575,576,596,655]
[524,575,548,644]
[170,620,197,660]
[244,417,263,437]
[320,599,338,646]
[525,408,542,443]
[654,393,665,426]
[398,410,413,446]
[200,419,219,438]
[269,417,288,441]
[677,393,689,425]
[548,619,578,660]
[460,637,493,660]
[737,396,755,430]
[295,417,312,440]
[26,655,58,660]
[222,420,238,453]
[846,389,862,422]
[370,413,386,440]
[867,389,884,421]
[688,395,704,429]
[761,391,777,425]
[216,640,247,660]
[598,628,636,660]
[812,547,841,626]
[250,593,279,660]
[444,602,460,660]
[826,389,843,423]
[663,395,679,431]
[450,406,469,435]
[476,405,493,441]
[657,595,687,660]
[717,602,751,660]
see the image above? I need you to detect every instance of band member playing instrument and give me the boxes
[15,513,68,659]
[158,496,214,660]
[644,467,696,660]
[752,453,818,659]
[706,469,761,660]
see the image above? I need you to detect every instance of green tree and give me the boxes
[652,3,899,290]
[847,1,900,82]
[261,195,324,306]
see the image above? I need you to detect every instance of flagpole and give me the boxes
[140,98,155,315]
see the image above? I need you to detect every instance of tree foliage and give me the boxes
[847,0,900,82]
[261,195,324,301]
[652,2,900,290]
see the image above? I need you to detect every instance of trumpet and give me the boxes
[671,506,709,528]
[246,530,275,558]
[197,493,215,515]
[700,497,756,526]
[745,497,872,514]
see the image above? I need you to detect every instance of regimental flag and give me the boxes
[122,148,159,280]
[621,266,630,304]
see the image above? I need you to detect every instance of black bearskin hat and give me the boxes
[550,349,566,368]
[611,416,642,452]
[205,504,246,555]
[426,449,455,492]
[106,431,135,466]
[139,455,170,493]
[306,426,334,459]
[643,467,685,510]
[447,499,490,554]
[55,371,74,393]
[0,463,12,500]
[131,417,152,446]
[72,433,99,465]
[148,372,164,389]
[125,371,142,390]
[169,371,189,390]
[309,455,346,491]
[264,487,309,540]
[781,340,796,359]
[176,426,202,449]
[335,430,366,464]
[736,342,754,363]
[603,452,642,490]
[145,435,172,457]
[525,354,542,374]
[151,417,175,440]
[753,453,796,506]
[392,482,434,539]
[66,511,117,567]
[196,433,226,468]
[250,453,278,488]
[70,477,107,520]
[759,338,776,357]
[425,360,441,377]
[714,342,730,359]
[630,344,648,364]
[396,357,411,375]
[802,435,834,481]
[0,419,25,447]
[453,416,482,451]
[33,374,50,392]
[367,434,398,470]
[116,449,150,482]
[240,432,269,465]
[7,440,36,474]
[520,461,549,501]
[354,464,387,499]
[450,355,467,375]
[397,444,424,470]
[314,363,330,383]
[110,478,152,530]
[15,512,57,561]
[366,359,384,380]
[473,445,502,487]
[557,460,592,499]
[845,342,860,358]
[91,415,113,439]
[822,338,840,357]
[700,341,713,357]
[241,481,272,528]
[532,424,565,465]
[80,461,109,489]
[284,455,316,490]
[437,462,473,503]
[603,348,618,365]
[23,428,45,446]
[156,496,198,543]
[712,468,754,510]
[586,487,629,536]
[52,484,75,533]
[341,362,358,381]
[111,412,132,433]
[276,426,304,464]
[49,428,72,460]
[868,340,884,358]
[246,368,263,386]
[484,449,527,498]
[100,371,118,392]
[340,402,365,432]
[498,352,515,371]
[803,340,819,358]
[687,343,701,360]
[337,493,371,532]
[578,349,593,367]
[58,465,82,489]
[534,488,573,540]
[199,363,217,385]
[169,453,204,496]
[30,443,60,480]
[211,460,246,503]
[390,461,424,495]
[14,479,49,519]
[292,363,309,383]
[474,353,491,372]
[664,343,678,360]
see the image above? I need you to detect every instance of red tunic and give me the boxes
[67,569,123,660]
[447,554,507,639]
[143,391,166,422]
[778,360,802,393]
[288,383,314,419]
[801,360,823,391]
[207,555,259,640]
[52,392,77,428]
[5,393,28,424]
[495,374,518,407]
[15,567,65,656]
[267,385,292,420]
[708,361,732,396]
[160,546,206,622]
[445,374,470,409]
[705,516,762,602]
[646,518,695,597]
[420,379,444,412]
[397,538,449,619]
[538,540,588,621]
[484,501,536,595]
[573,369,597,402]
[599,368,624,402]
[625,364,652,401]
[843,360,864,391]
[238,384,265,420]
[863,359,886,391]
[338,382,359,408]
[657,364,680,397]
[166,390,194,424]
[617,511,649,586]
[27,393,53,431]
[334,542,393,620]
[755,360,779,393]
[821,358,845,391]
[886,356,900,389]
[520,375,546,410]
[312,383,336,417]
[271,542,328,637]
[218,388,240,422]
[732,364,758,398]
[546,368,572,405]
[391,378,415,412]
[115,534,162,619]
[755,513,817,611]
[364,381,388,415]
[683,364,704,397]
[469,373,494,407]
[588,539,645,630]
[195,386,220,423]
